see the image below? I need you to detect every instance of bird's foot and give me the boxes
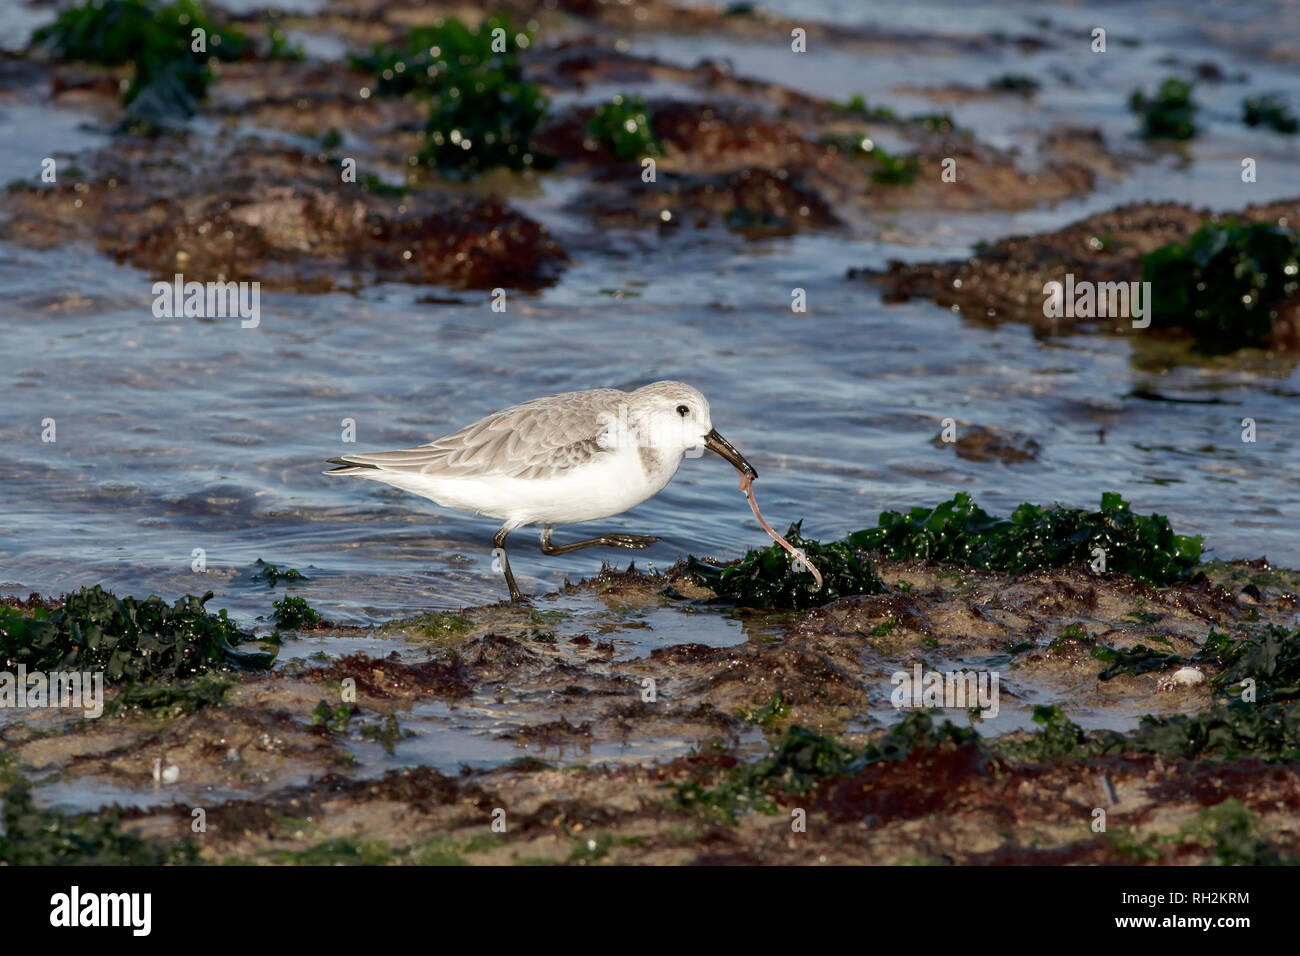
[604,534,660,550]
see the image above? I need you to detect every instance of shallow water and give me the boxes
[2,0,1299,633]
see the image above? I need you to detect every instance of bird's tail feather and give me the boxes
[323,456,380,476]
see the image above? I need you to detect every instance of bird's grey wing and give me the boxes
[326,389,626,480]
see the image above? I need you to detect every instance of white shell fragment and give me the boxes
[1156,667,1207,692]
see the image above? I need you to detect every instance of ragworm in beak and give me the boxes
[704,428,757,480]
[706,429,823,589]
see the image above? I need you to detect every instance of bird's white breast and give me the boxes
[363,443,682,528]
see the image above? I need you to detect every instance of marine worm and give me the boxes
[738,473,824,590]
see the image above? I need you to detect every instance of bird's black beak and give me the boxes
[704,428,757,480]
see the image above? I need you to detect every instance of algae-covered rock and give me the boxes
[0,585,274,681]
[848,492,1202,586]
[1142,220,1300,352]
[1129,77,1198,140]
[31,0,246,118]
[688,521,887,609]
[1242,94,1298,134]
[690,492,1201,608]
[351,16,548,176]
[589,94,661,161]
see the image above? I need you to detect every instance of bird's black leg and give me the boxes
[493,526,527,603]
[539,525,660,556]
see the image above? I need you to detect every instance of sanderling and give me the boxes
[325,381,758,602]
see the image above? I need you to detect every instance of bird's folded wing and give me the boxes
[329,389,627,480]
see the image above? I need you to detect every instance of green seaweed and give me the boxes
[908,112,958,134]
[265,20,304,62]
[270,836,396,866]
[104,673,231,718]
[1111,799,1293,864]
[251,558,307,586]
[1242,94,1298,134]
[267,831,502,865]
[360,173,409,198]
[869,617,899,638]
[1047,622,1092,653]
[1108,828,1166,863]
[824,96,956,135]
[0,586,274,681]
[1200,558,1300,598]
[828,94,897,121]
[351,17,547,175]
[1000,704,1090,761]
[359,712,409,754]
[1008,691,1300,764]
[739,689,790,726]
[311,699,354,732]
[690,492,1200,607]
[1142,219,1300,352]
[1092,642,1185,680]
[589,94,661,161]
[849,492,1202,587]
[417,67,547,175]
[350,17,520,98]
[1128,77,1198,140]
[680,693,1300,831]
[869,147,921,186]
[273,595,322,630]
[1081,623,1300,691]
[0,781,199,865]
[1177,799,1289,865]
[671,726,853,821]
[1212,625,1300,702]
[1126,610,1162,625]
[30,0,246,117]
[1040,622,1300,756]
[988,74,1039,96]
[672,713,978,822]
[688,520,887,609]
[1094,700,1300,762]
[420,612,475,641]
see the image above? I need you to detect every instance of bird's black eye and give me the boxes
[676,404,690,417]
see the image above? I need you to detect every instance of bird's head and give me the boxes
[626,381,757,478]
